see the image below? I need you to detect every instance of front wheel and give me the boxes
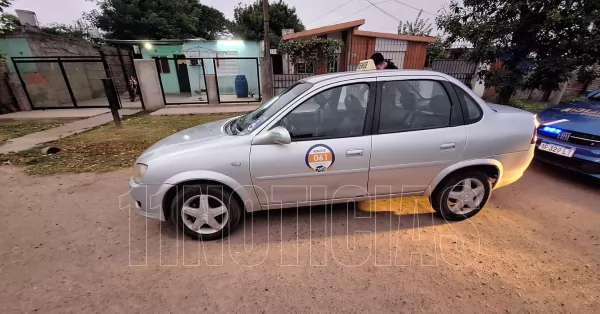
[430,172,492,220]
[171,185,242,241]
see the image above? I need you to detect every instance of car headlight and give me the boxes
[132,163,148,184]
[534,114,540,128]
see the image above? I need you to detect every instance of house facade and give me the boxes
[280,19,436,74]
[130,39,262,102]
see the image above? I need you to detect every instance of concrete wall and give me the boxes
[134,59,164,111]
[1,31,129,109]
[0,37,36,72]
[0,60,19,114]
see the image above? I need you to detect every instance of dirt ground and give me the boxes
[1,161,599,314]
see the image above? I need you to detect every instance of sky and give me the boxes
[7,0,449,34]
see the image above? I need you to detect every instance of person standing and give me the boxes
[371,52,399,69]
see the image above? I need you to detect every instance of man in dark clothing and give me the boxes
[371,52,399,69]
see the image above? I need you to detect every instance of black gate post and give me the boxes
[116,45,132,100]
[99,50,121,109]
[58,57,79,107]
[102,78,122,128]
[154,57,167,105]
[11,58,35,109]
[212,59,222,104]
[255,58,262,101]
[130,51,145,109]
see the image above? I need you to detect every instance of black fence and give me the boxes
[213,57,261,104]
[427,59,477,88]
[154,56,261,105]
[11,51,144,110]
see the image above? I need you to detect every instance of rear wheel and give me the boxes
[171,185,242,241]
[431,172,492,220]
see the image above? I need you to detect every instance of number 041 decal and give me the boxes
[305,144,335,172]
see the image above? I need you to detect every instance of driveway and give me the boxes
[1,162,599,313]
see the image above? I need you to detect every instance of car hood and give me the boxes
[537,99,600,136]
[137,118,233,163]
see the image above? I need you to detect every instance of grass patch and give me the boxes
[0,120,75,144]
[0,113,238,175]
[508,99,549,114]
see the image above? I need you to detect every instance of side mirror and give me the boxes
[252,126,292,145]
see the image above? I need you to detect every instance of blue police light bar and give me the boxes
[542,126,562,134]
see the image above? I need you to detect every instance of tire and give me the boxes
[171,184,242,241]
[430,172,492,221]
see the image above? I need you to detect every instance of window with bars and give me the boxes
[295,63,314,74]
[216,51,239,76]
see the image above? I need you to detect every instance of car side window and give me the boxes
[378,80,452,133]
[277,83,369,141]
[453,85,482,123]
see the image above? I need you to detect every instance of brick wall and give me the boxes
[562,77,600,98]
[0,59,18,114]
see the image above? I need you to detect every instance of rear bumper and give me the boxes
[535,136,600,178]
[494,146,535,189]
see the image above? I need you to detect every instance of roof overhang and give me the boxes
[282,19,365,41]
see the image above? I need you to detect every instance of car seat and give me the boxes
[338,94,366,135]
[411,95,451,129]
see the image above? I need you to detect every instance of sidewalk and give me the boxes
[0,109,141,154]
[150,104,259,116]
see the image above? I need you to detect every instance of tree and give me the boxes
[193,3,229,40]
[278,37,343,68]
[86,0,229,40]
[0,12,18,33]
[398,9,433,36]
[0,0,12,59]
[0,0,10,13]
[576,60,600,94]
[230,0,304,46]
[41,23,86,40]
[437,0,600,104]
[426,36,451,65]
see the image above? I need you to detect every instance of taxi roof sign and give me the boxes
[356,59,376,71]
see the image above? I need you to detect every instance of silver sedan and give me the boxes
[129,70,536,240]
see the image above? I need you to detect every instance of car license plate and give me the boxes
[539,142,576,157]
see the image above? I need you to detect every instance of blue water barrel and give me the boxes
[235,75,249,98]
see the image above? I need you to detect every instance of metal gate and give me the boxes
[11,51,144,110]
[154,56,262,105]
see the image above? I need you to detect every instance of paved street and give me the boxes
[1,161,599,313]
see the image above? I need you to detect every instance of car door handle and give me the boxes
[346,149,364,157]
[440,143,456,150]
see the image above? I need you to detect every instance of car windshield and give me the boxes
[588,91,600,101]
[230,82,313,135]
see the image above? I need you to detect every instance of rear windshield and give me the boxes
[229,82,313,134]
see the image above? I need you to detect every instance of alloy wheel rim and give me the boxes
[446,178,485,215]
[181,194,229,234]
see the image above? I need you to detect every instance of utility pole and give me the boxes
[261,0,273,100]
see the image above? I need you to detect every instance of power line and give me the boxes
[365,0,400,22]
[307,0,356,25]
[391,0,438,16]
[332,0,393,24]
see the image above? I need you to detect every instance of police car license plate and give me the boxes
[539,142,576,157]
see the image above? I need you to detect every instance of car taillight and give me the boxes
[531,127,538,144]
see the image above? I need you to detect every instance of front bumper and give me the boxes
[128,177,174,221]
[535,136,600,178]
